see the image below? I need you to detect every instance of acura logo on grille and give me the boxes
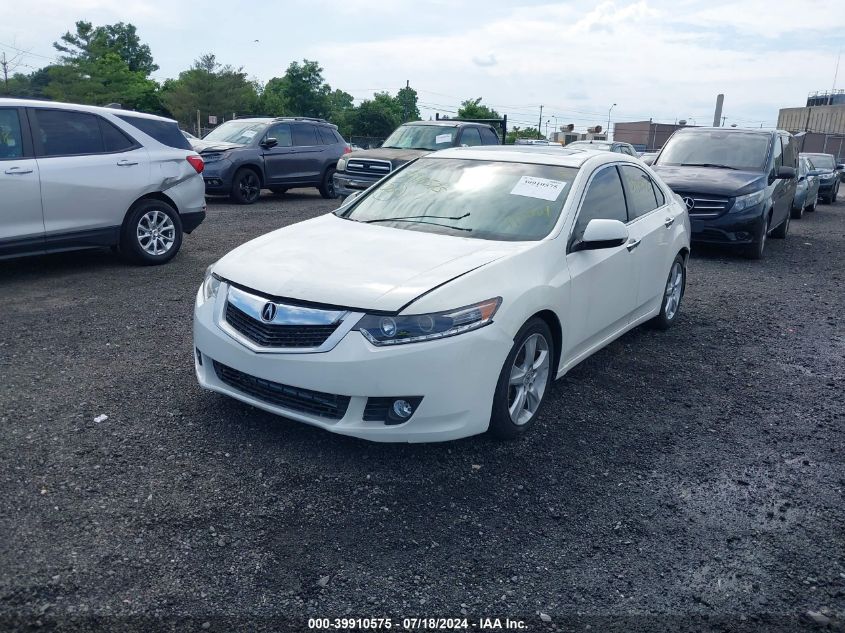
[682,196,695,211]
[261,302,277,322]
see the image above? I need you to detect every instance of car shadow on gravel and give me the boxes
[0,248,126,281]
[205,189,331,206]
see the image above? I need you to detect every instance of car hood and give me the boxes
[349,147,432,167]
[213,214,529,313]
[193,140,243,153]
[652,165,766,196]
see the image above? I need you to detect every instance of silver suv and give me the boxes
[0,98,206,265]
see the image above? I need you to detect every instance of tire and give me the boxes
[120,199,183,266]
[269,187,288,195]
[651,254,686,330]
[744,214,768,260]
[230,168,262,205]
[319,167,338,199]
[771,209,789,239]
[807,196,817,212]
[832,183,839,204]
[489,318,554,440]
[791,199,804,219]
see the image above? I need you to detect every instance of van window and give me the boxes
[656,131,772,171]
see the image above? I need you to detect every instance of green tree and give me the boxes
[161,54,260,130]
[44,53,160,111]
[262,59,331,118]
[506,126,545,144]
[327,88,355,135]
[54,21,158,75]
[396,84,420,122]
[3,67,53,98]
[457,97,500,120]
[349,92,402,138]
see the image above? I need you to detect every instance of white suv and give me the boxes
[0,98,206,265]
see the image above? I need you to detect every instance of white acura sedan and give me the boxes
[194,147,690,442]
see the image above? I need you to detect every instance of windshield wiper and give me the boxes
[680,163,737,170]
[365,213,470,224]
[377,219,472,232]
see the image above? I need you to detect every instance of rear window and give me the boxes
[117,115,192,150]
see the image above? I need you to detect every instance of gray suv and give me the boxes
[194,117,349,204]
[333,121,502,197]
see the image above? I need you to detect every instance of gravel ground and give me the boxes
[1,190,843,633]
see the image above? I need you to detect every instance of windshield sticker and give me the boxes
[435,133,452,144]
[241,130,257,139]
[510,176,568,201]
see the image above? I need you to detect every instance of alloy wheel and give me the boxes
[663,261,684,320]
[508,333,550,425]
[240,172,260,202]
[136,209,176,256]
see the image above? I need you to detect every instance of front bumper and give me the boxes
[818,177,838,196]
[333,172,381,197]
[193,283,512,442]
[688,203,765,245]
[201,159,235,194]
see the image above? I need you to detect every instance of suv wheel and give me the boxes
[744,214,768,260]
[121,199,183,265]
[771,210,789,239]
[832,183,839,204]
[231,168,262,205]
[319,167,338,199]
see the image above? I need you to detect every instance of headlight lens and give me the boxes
[202,151,228,164]
[337,157,348,172]
[732,190,765,212]
[201,264,221,302]
[355,298,502,346]
[821,172,835,180]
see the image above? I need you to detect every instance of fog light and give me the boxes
[392,399,414,420]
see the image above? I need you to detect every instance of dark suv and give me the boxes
[193,117,349,204]
[333,121,501,197]
[801,153,841,203]
[652,127,797,259]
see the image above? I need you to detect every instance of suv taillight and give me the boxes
[186,155,204,174]
[343,145,352,155]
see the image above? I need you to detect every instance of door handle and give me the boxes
[116,159,138,167]
[664,216,675,228]
[626,238,641,252]
[4,167,33,175]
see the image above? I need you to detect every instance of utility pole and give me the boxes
[713,94,724,127]
[1,52,8,90]
[537,105,543,139]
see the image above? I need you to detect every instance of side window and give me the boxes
[652,180,666,206]
[460,127,483,147]
[771,136,783,171]
[480,127,500,145]
[572,166,627,243]
[99,118,136,152]
[619,165,659,219]
[266,123,292,147]
[317,127,338,145]
[292,124,319,147]
[116,114,191,150]
[33,109,104,157]
[0,108,24,159]
[781,136,797,168]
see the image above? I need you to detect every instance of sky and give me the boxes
[1,0,843,134]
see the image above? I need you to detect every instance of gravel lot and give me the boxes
[1,190,843,632]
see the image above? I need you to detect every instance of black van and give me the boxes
[652,128,797,259]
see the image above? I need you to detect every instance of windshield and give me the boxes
[381,125,457,150]
[656,131,771,171]
[807,154,835,170]
[202,120,267,145]
[336,158,577,241]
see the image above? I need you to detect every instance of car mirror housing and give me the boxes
[837,164,845,171]
[776,166,796,180]
[262,137,278,149]
[575,219,628,251]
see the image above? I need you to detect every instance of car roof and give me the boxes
[400,120,493,128]
[427,146,642,168]
[0,97,178,123]
[674,126,780,135]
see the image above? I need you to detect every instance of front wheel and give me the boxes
[832,183,839,203]
[791,199,804,219]
[489,318,554,439]
[651,254,686,330]
[230,168,262,205]
[744,215,768,259]
[120,199,183,265]
[771,210,789,239]
[319,167,338,199]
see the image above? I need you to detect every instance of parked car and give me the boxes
[193,117,349,204]
[652,127,797,259]
[566,140,639,157]
[182,129,199,143]
[332,121,501,197]
[0,98,206,264]
[801,152,840,203]
[194,147,690,442]
[639,151,658,166]
[792,155,820,218]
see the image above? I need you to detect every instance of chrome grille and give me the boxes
[678,193,732,216]
[213,361,350,420]
[225,302,339,348]
[345,158,392,178]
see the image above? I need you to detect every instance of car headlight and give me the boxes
[202,152,229,164]
[200,264,221,302]
[337,157,348,172]
[355,298,502,346]
[731,190,765,212]
[820,172,835,180]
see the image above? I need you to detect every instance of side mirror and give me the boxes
[776,166,796,180]
[574,219,628,251]
[262,137,278,149]
[837,164,845,171]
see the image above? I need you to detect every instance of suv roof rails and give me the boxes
[272,116,328,123]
